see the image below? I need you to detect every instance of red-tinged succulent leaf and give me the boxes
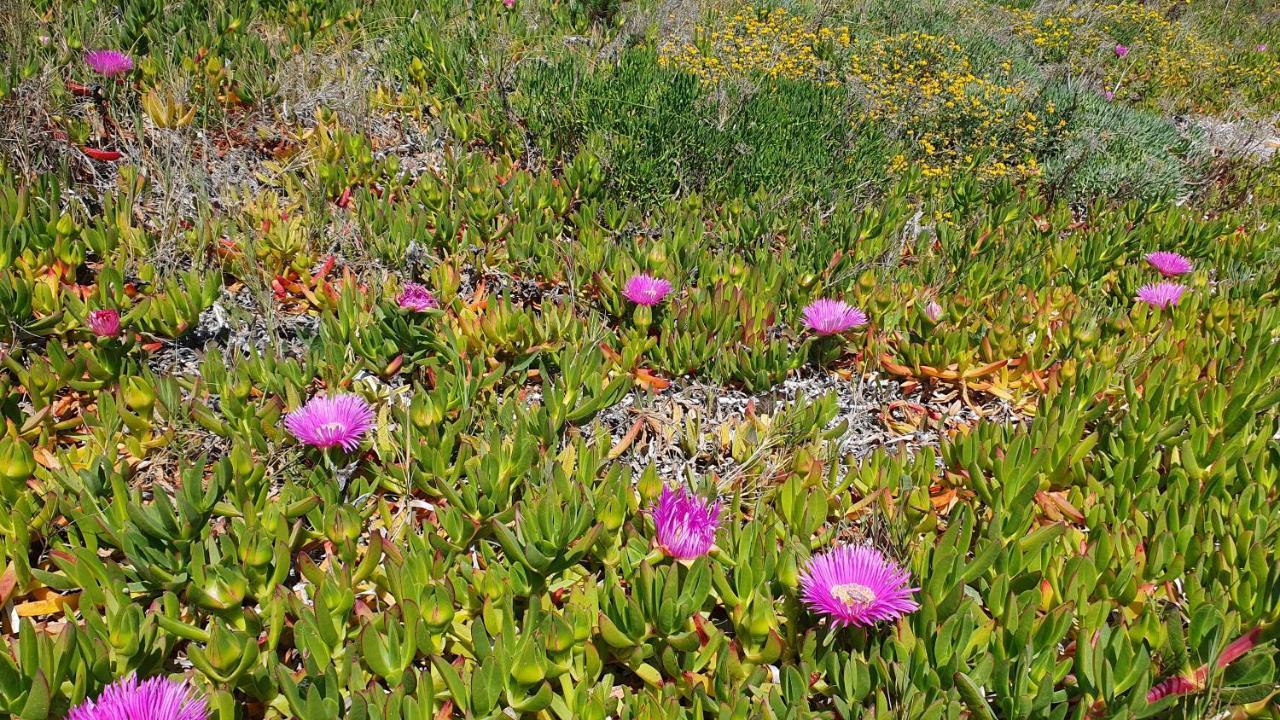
[81,147,123,161]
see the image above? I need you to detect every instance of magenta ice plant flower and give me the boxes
[88,309,121,338]
[651,486,721,560]
[623,274,673,306]
[84,50,134,76]
[924,300,943,322]
[799,545,918,628]
[1136,282,1187,309]
[1115,44,1129,58]
[1145,251,1193,277]
[397,282,438,312]
[803,299,867,336]
[284,394,375,452]
[68,675,208,720]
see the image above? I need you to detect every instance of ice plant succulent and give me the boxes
[799,545,918,628]
[1136,282,1187,309]
[1145,251,1193,277]
[88,309,121,338]
[651,486,721,560]
[803,299,867,336]
[84,50,134,76]
[397,282,438,312]
[68,675,208,720]
[284,394,375,452]
[623,274,673,306]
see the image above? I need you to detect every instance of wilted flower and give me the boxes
[651,486,721,560]
[623,274,673,306]
[1145,251,1193,277]
[284,394,375,452]
[88,309,121,338]
[1147,627,1262,704]
[68,675,208,720]
[1114,44,1129,58]
[1146,675,1199,704]
[924,300,943,322]
[803,299,867,335]
[799,545,918,627]
[1136,282,1187,309]
[397,282,438,312]
[84,49,134,76]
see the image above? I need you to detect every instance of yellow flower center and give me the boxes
[830,583,876,607]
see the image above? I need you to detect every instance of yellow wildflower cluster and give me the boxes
[657,8,851,84]
[1012,13,1090,62]
[853,33,1061,180]
[1012,3,1280,113]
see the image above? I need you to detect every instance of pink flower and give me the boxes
[622,274,673,306]
[799,545,918,628]
[88,309,121,338]
[84,50,134,76]
[397,282,438,312]
[803,299,867,335]
[1115,44,1129,58]
[924,300,943,322]
[651,486,721,560]
[1136,282,1187,309]
[1145,251,1193,277]
[503,0,515,7]
[69,675,208,720]
[1104,90,1115,101]
[284,394,375,452]
[1257,44,1268,53]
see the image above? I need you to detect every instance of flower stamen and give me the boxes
[831,583,877,607]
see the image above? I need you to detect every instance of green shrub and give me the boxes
[1043,86,1203,202]
[516,49,891,205]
